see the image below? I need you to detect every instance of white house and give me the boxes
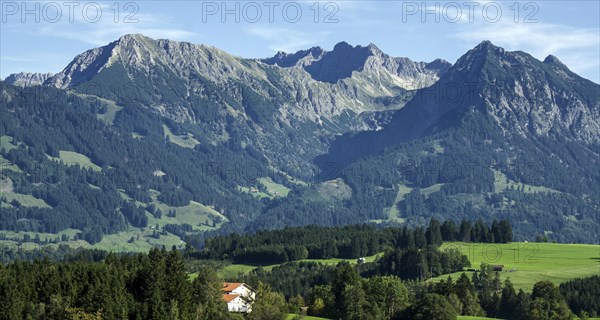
[222,282,255,313]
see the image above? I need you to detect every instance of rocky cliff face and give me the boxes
[453,41,600,143]
[324,41,600,166]
[383,40,600,143]
[40,34,452,176]
[4,72,53,87]
[47,35,450,117]
[4,36,599,242]
[264,41,451,90]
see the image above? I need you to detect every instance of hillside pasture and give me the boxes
[431,242,600,292]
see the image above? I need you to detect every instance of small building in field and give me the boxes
[357,257,366,264]
[222,282,255,313]
[492,264,505,272]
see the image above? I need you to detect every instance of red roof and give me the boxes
[222,294,240,302]
[222,282,243,292]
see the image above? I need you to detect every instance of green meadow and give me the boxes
[285,314,329,320]
[258,177,291,197]
[215,252,384,279]
[162,124,200,149]
[48,150,102,171]
[210,242,599,289]
[0,135,18,151]
[239,177,291,200]
[299,253,383,265]
[1,191,51,208]
[431,242,600,291]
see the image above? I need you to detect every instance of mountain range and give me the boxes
[1,34,598,246]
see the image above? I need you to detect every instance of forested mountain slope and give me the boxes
[2,37,599,245]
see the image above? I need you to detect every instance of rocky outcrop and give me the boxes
[4,72,53,87]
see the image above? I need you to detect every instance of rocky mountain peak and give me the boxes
[262,46,326,67]
[471,40,506,55]
[4,72,53,87]
[453,40,505,70]
[263,41,449,88]
[543,54,571,72]
[117,33,148,43]
[303,42,375,83]
[366,43,382,54]
[435,41,600,142]
[426,58,451,71]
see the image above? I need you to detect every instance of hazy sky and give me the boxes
[1,0,599,82]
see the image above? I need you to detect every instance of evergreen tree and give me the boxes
[527,281,573,320]
[459,220,472,242]
[499,279,518,319]
[191,266,230,320]
[248,282,287,320]
[403,293,457,320]
[441,220,458,241]
[426,218,443,246]
[341,283,369,320]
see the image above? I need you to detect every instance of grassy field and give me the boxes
[52,150,102,171]
[239,177,291,199]
[95,99,122,124]
[380,183,443,224]
[147,200,228,231]
[1,192,51,208]
[71,92,123,125]
[0,155,21,173]
[0,226,185,253]
[162,124,200,149]
[239,186,272,199]
[90,227,183,252]
[281,313,598,320]
[117,189,227,232]
[457,317,598,320]
[144,189,228,231]
[300,253,383,265]
[215,252,384,279]
[258,177,291,197]
[217,263,278,279]
[421,183,445,196]
[0,188,228,253]
[493,169,560,194]
[0,135,18,151]
[383,184,411,222]
[0,188,231,253]
[285,314,329,320]
[431,242,600,292]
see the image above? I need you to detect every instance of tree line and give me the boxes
[202,219,513,265]
[0,247,232,320]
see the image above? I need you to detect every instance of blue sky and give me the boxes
[1,0,599,82]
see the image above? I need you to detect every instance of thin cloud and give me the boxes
[25,5,198,46]
[451,20,599,77]
[453,22,598,55]
[1,56,39,62]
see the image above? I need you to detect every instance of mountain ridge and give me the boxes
[4,72,53,87]
[18,34,453,177]
[1,36,599,244]
[325,40,600,165]
[262,40,451,89]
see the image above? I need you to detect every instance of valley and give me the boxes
[1,0,598,317]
